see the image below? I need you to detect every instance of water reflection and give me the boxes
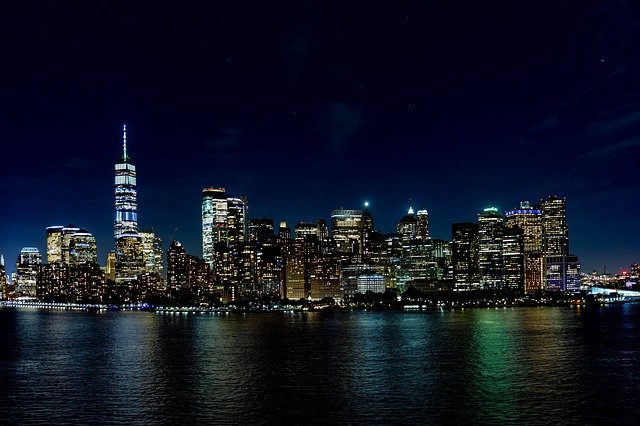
[0,305,638,424]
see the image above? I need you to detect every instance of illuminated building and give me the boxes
[15,247,41,299]
[139,229,163,275]
[478,207,504,289]
[284,238,318,300]
[115,233,144,284]
[201,188,248,273]
[36,262,69,301]
[451,222,479,291]
[202,187,228,267]
[46,226,64,263]
[502,227,524,292]
[238,242,259,297]
[139,229,164,290]
[341,264,385,296]
[256,237,283,297]
[361,203,374,257]
[545,255,580,292]
[416,208,429,240]
[541,196,580,292]
[398,239,447,292]
[505,202,544,293]
[0,255,7,299]
[114,124,138,239]
[309,257,342,301]
[68,229,98,266]
[61,224,80,264]
[249,218,274,243]
[397,207,417,243]
[226,197,248,246]
[331,209,365,257]
[541,195,569,256]
[167,240,188,291]
[295,221,319,240]
[106,251,116,281]
[278,221,291,245]
[113,124,143,284]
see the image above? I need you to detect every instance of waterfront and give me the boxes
[1,305,639,424]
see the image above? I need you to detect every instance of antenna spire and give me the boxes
[122,123,128,161]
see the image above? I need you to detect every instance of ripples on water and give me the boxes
[1,306,639,424]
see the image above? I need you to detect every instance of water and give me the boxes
[1,305,639,424]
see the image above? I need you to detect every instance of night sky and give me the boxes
[1,1,639,275]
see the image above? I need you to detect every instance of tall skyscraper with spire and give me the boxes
[114,124,143,284]
[114,124,138,239]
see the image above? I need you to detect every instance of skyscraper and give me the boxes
[541,196,580,292]
[451,222,479,290]
[541,196,569,256]
[331,209,366,256]
[505,201,544,294]
[202,187,228,268]
[114,124,138,239]
[46,226,64,263]
[114,124,143,283]
[15,247,41,299]
[139,229,163,276]
[478,207,504,289]
[416,208,429,240]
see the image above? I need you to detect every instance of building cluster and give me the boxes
[0,126,587,305]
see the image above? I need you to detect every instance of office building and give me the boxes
[114,124,138,239]
[397,207,417,243]
[505,202,544,293]
[478,207,504,289]
[331,209,365,256]
[541,196,580,292]
[15,247,41,299]
[502,227,524,292]
[46,226,64,263]
[416,208,429,240]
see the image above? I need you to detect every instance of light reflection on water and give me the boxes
[1,306,639,424]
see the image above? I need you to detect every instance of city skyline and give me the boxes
[1,2,639,274]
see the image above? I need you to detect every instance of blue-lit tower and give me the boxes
[114,124,144,284]
[114,124,138,239]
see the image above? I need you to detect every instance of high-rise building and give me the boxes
[541,196,569,256]
[416,208,429,240]
[115,233,144,284]
[331,209,366,257]
[397,207,417,243]
[46,226,64,263]
[361,203,374,256]
[451,222,479,291]
[114,124,138,239]
[15,247,41,299]
[106,251,116,282]
[541,196,580,292]
[68,229,98,266]
[505,202,544,294]
[226,197,248,245]
[0,255,7,300]
[278,221,291,241]
[478,207,504,289]
[294,222,319,240]
[502,227,524,292]
[139,229,163,276]
[167,240,188,292]
[61,224,80,264]
[202,187,228,267]
[249,218,274,243]
[201,188,248,269]
[309,257,342,301]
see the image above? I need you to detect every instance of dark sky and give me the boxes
[1,1,639,275]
